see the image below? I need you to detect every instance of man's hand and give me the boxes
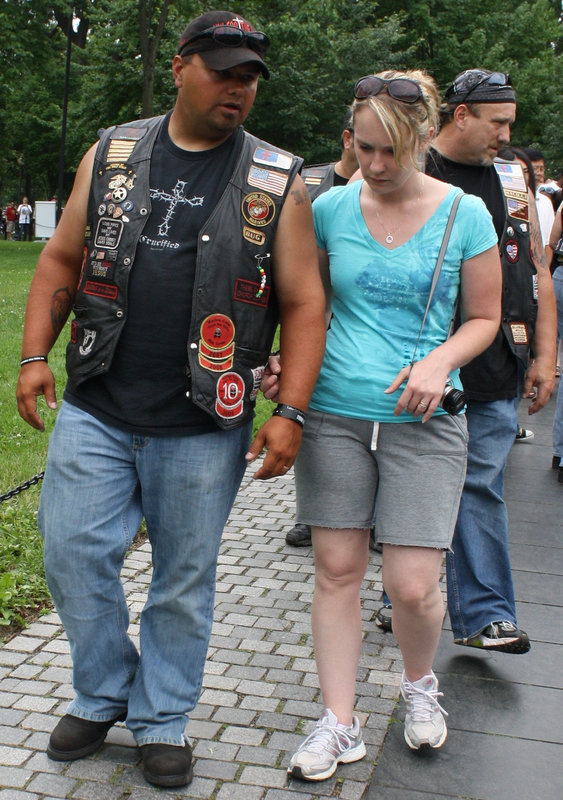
[245,416,302,479]
[16,363,58,431]
[522,357,555,414]
[260,354,281,401]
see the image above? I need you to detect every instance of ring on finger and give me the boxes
[418,401,428,409]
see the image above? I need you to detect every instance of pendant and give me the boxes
[385,233,394,244]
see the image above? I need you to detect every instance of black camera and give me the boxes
[440,382,466,415]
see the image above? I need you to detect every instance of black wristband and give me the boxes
[20,356,48,366]
[272,403,306,428]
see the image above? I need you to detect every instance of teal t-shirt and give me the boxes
[311,182,498,422]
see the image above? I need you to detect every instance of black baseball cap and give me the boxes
[177,10,270,80]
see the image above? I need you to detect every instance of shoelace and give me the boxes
[489,621,517,638]
[403,679,448,721]
[298,717,355,756]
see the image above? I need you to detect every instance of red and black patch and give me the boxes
[234,278,270,308]
[215,372,245,419]
[83,281,118,300]
[200,314,235,350]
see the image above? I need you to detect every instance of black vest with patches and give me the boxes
[493,159,537,367]
[301,163,337,201]
[66,115,302,429]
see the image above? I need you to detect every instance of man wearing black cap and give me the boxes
[377,69,556,652]
[16,9,325,788]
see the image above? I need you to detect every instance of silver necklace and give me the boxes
[372,175,424,244]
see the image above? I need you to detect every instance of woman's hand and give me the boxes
[385,356,451,423]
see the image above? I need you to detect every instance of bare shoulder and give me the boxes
[287,173,313,209]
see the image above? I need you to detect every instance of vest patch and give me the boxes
[505,239,519,263]
[94,218,123,249]
[215,372,245,419]
[200,314,235,349]
[83,281,118,300]
[198,352,234,372]
[243,226,266,245]
[241,192,276,227]
[234,278,270,307]
[506,195,529,222]
[107,140,137,162]
[253,147,292,171]
[247,166,288,196]
[79,328,97,356]
[508,322,529,345]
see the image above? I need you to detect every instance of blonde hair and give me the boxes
[352,69,440,169]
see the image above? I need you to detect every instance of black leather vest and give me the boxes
[302,163,337,201]
[66,115,302,429]
[494,159,538,366]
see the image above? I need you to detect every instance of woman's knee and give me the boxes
[387,579,442,613]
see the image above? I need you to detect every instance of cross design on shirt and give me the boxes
[150,180,204,237]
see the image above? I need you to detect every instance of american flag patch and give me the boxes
[247,166,288,196]
[253,147,292,171]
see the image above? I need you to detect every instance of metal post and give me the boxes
[56,12,73,223]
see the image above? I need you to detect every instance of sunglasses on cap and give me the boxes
[445,71,511,104]
[179,25,270,57]
[354,75,423,104]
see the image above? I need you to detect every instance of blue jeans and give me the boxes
[553,267,563,457]
[446,398,518,640]
[38,402,251,745]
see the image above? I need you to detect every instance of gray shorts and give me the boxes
[295,409,468,549]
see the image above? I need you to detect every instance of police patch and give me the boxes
[241,192,276,227]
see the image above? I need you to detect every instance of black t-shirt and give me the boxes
[426,148,518,401]
[332,171,348,187]
[66,116,244,435]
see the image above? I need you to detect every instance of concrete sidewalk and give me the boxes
[0,388,561,799]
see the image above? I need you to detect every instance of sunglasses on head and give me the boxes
[445,71,511,104]
[179,25,270,57]
[354,75,423,104]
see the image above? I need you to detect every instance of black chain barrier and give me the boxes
[0,472,45,504]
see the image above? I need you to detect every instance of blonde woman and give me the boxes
[288,70,502,781]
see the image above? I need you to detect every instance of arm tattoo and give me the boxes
[528,194,548,272]
[291,188,309,206]
[530,221,548,272]
[50,287,73,336]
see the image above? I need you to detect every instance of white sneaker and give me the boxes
[401,671,448,750]
[288,708,366,781]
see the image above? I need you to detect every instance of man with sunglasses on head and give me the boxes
[16,9,325,789]
[378,69,556,653]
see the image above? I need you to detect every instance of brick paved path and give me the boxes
[0,464,410,800]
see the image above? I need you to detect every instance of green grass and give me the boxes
[0,241,56,634]
[0,240,276,638]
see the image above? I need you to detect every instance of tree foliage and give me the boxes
[1,0,561,206]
